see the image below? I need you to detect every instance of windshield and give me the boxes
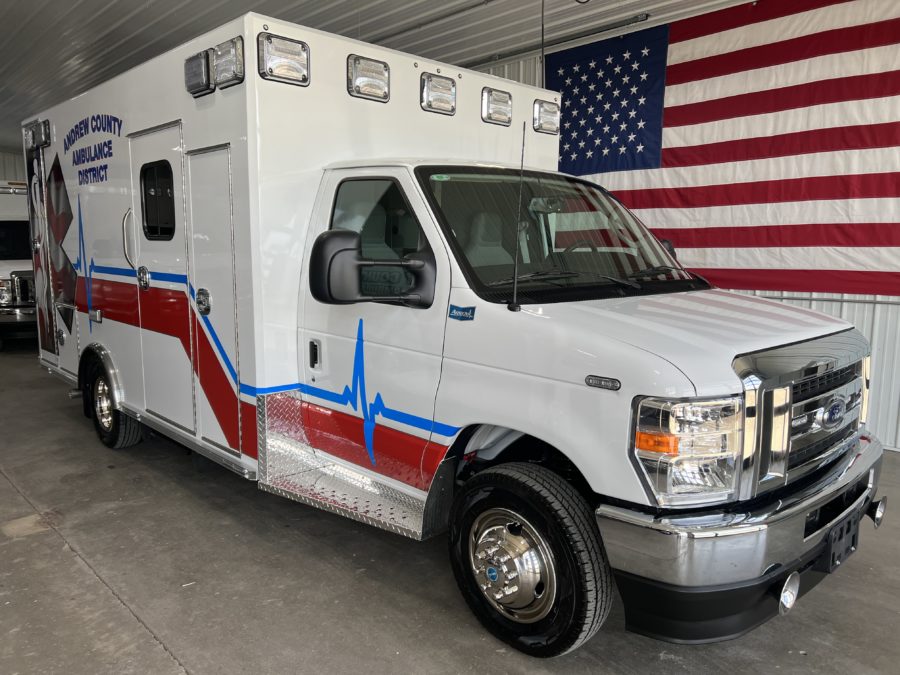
[416,167,702,303]
[0,221,31,261]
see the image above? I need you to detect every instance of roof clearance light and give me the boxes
[347,54,390,102]
[421,73,456,115]
[533,99,560,134]
[23,120,51,150]
[258,33,310,86]
[214,37,244,89]
[184,50,215,98]
[481,87,512,126]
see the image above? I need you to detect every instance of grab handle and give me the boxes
[122,207,135,269]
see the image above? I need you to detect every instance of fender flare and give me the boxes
[78,343,124,411]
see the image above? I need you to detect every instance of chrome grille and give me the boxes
[10,270,35,306]
[733,329,869,500]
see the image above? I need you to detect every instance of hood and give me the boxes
[0,259,32,279]
[527,288,851,395]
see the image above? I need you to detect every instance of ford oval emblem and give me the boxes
[822,397,847,430]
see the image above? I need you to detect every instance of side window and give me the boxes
[330,179,428,297]
[140,160,176,241]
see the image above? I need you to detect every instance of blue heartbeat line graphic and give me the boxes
[72,196,459,463]
[296,319,460,466]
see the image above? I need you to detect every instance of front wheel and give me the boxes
[448,462,612,657]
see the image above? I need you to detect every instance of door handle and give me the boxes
[137,266,150,291]
[309,340,320,369]
[196,288,211,316]
[122,208,135,269]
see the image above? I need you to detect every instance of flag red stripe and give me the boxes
[663,70,900,128]
[690,268,900,295]
[651,223,900,248]
[661,121,900,167]
[669,0,853,44]
[667,17,900,86]
[615,172,900,210]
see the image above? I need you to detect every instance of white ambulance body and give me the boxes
[23,13,886,657]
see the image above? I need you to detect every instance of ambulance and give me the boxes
[0,180,35,348]
[22,13,886,656]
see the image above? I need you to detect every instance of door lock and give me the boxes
[55,328,65,346]
[196,288,211,316]
[137,266,150,290]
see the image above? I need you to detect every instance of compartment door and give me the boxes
[187,146,241,455]
[130,124,195,432]
[25,141,57,362]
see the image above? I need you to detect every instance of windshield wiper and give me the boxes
[487,268,579,287]
[488,268,640,289]
[626,264,705,282]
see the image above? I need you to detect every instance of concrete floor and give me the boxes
[1,340,898,675]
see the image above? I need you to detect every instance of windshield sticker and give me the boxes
[449,305,476,321]
[431,174,451,182]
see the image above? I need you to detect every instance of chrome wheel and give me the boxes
[94,377,113,431]
[468,507,557,624]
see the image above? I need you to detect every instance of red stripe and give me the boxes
[664,70,900,128]
[667,17,900,86]
[662,121,900,167]
[75,277,140,325]
[651,223,900,248]
[192,314,240,451]
[303,402,444,490]
[669,0,853,44]
[615,172,900,210]
[691,268,900,295]
[240,401,258,458]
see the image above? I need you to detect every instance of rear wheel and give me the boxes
[449,462,612,657]
[87,366,141,449]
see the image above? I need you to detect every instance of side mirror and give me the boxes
[660,238,677,260]
[309,229,435,308]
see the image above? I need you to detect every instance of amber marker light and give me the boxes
[635,431,679,455]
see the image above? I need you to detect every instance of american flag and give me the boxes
[546,0,900,296]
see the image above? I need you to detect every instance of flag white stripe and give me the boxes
[678,245,900,272]
[627,198,899,229]
[661,95,900,148]
[664,43,900,108]
[667,0,900,65]
[591,147,900,192]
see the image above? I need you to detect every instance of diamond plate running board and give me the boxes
[256,392,428,540]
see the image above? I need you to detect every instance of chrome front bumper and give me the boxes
[596,433,884,588]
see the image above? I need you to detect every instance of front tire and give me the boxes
[88,368,141,449]
[448,462,612,657]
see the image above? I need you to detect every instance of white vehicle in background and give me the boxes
[22,13,887,657]
[0,180,36,349]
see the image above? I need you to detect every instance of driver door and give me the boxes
[299,167,452,490]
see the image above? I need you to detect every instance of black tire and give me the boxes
[449,462,612,657]
[86,362,142,449]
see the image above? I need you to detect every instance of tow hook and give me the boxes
[867,496,887,529]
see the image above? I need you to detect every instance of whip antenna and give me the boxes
[508,121,527,312]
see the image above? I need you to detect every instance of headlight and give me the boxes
[0,279,12,306]
[633,396,743,507]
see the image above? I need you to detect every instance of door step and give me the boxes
[256,392,428,539]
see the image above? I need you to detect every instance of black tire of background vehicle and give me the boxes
[448,462,612,657]
[86,362,142,449]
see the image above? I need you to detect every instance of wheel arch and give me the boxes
[78,343,123,417]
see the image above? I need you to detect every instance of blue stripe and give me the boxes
[79,257,459,442]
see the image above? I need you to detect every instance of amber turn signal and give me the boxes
[635,431,679,455]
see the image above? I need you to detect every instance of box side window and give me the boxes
[140,160,176,241]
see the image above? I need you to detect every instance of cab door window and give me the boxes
[330,179,428,297]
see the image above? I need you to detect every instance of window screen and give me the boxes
[140,160,176,241]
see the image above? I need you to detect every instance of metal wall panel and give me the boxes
[0,151,25,180]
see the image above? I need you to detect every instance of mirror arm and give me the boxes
[357,258,425,269]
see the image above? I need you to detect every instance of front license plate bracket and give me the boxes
[816,509,860,573]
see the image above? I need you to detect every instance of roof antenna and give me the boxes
[508,121,527,312]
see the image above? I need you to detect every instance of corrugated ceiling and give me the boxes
[0,0,747,150]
